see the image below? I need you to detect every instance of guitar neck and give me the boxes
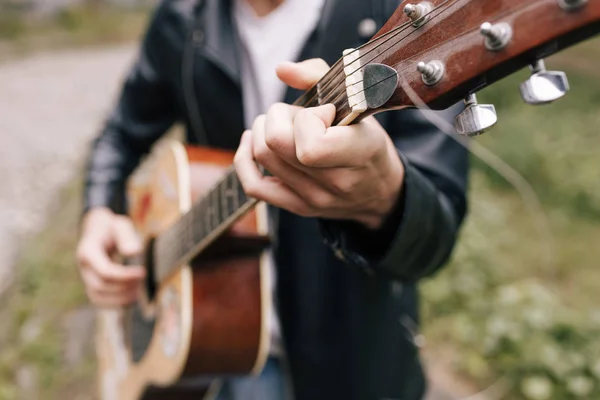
[152,66,353,282]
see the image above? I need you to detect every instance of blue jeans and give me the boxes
[215,358,290,400]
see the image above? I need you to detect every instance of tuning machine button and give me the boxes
[417,60,445,86]
[454,94,498,136]
[520,60,570,105]
[480,22,513,51]
[404,2,433,27]
[559,0,587,11]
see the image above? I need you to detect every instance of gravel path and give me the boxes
[0,45,137,292]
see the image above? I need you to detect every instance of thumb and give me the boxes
[309,104,337,129]
[276,59,330,90]
[112,216,142,257]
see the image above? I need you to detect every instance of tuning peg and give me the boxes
[454,94,498,136]
[403,2,433,27]
[559,0,587,11]
[519,60,570,105]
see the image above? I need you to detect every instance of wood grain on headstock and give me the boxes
[365,0,600,112]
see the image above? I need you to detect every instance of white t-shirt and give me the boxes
[233,0,326,128]
[232,0,326,355]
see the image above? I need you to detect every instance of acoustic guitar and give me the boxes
[96,1,600,399]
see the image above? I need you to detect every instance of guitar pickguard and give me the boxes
[128,304,156,364]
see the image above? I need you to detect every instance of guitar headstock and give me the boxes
[346,0,600,135]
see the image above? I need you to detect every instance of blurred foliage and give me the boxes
[0,12,27,39]
[422,38,600,399]
[0,2,151,62]
[0,180,94,400]
[474,63,600,221]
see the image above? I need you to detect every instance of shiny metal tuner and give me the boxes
[559,0,587,11]
[520,60,570,105]
[454,94,498,136]
[480,22,512,51]
[417,60,445,86]
[403,2,433,27]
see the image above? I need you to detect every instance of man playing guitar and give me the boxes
[76,0,468,399]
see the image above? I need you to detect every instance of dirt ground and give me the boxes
[0,45,136,292]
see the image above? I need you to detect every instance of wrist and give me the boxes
[82,207,115,231]
[355,147,405,230]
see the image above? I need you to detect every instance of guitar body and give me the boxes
[96,141,272,400]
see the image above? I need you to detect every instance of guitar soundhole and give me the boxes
[128,304,156,363]
[143,237,158,302]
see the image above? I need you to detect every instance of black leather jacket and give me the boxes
[83,1,469,399]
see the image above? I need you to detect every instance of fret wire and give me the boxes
[186,210,194,256]
[236,173,247,209]
[296,62,344,105]
[199,202,210,248]
[297,10,425,108]
[230,171,239,212]
[223,172,232,219]
[301,66,346,107]
[210,187,219,232]
[193,197,204,244]
[203,196,212,242]
[219,178,229,224]
[207,198,213,234]
[298,2,452,110]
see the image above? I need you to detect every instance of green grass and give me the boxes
[0,180,94,400]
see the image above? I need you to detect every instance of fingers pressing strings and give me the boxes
[235,130,315,216]
[276,59,331,90]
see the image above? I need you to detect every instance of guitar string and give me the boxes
[293,17,416,107]
[397,51,557,400]
[311,0,463,115]
[292,7,432,106]
[320,0,456,117]
[162,0,515,265]
[159,0,471,265]
[157,1,456,265]
[323,0,528,118]
[296,0,460,109]
[297,0,453,108]
[344,0,533,94]
[294,0,454,128]
[397,66,558,277]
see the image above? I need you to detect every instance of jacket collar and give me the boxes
[200,0,345,85]
[199,0,242,84]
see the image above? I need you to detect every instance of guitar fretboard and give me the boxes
[154,168,254,282]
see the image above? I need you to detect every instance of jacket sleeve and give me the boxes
[83,5,177,215]
[320,103,469,282]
